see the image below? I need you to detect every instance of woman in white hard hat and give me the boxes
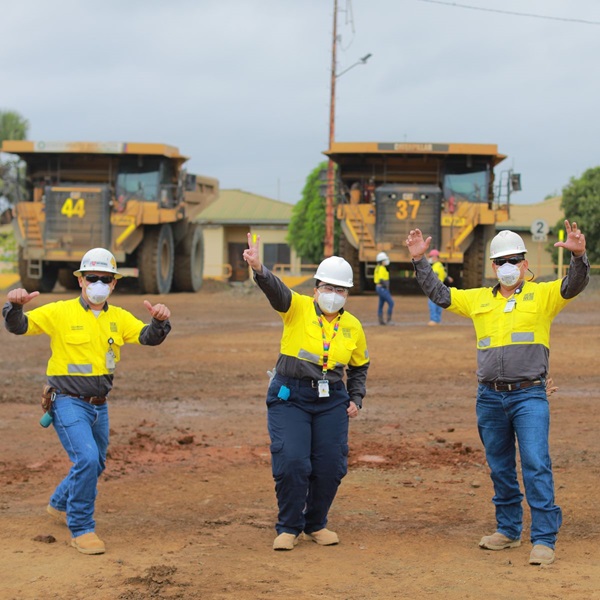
[374,251,394,325]
[3,247,172,556]
[406,221,590,566]
[243,233,369,551]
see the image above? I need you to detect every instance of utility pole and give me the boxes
[324,0,338,258]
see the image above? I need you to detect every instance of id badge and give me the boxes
[504,298,516,313]
[318,379,330,398]
[106,349,116,371]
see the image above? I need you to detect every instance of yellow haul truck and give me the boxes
[1,141,218,294]
[328,141,516,291]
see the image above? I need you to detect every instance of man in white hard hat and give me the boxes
[406,221,590,566]
[243,234,369,551]
[3,247,172,555]
[374,251,394,325]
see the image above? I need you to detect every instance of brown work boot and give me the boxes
[305,528,339,546]
[529,544,555,565]
[71,532,105,555]
[479,532,521,550]
[273,532,299,551]
[46,504,67,526]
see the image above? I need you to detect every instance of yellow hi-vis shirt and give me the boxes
[447,278,572,381]
[24,298,146,377]
[431,260,447,283]
[278,292,369,372]
[374,265,390,286]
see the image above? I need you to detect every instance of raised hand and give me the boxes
[242,232,262,273]
[7,288,40,306]
[405,229,432,260]
[554,220,586,257]
[143,300,171,321]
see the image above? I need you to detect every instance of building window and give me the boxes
[263,243,290,270]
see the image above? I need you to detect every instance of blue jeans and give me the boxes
[267,375,350,535]
[376,285,394,320]
[428,299,443,323]
[476,383,561,548]
[49,395,109,537]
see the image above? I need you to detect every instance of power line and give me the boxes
[415,0,600,25]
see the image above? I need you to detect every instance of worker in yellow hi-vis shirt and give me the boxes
[374,251,394,325]
[243,233,369,552]
[3,248,171,556]
[406,221,589,567]
[427,249,453,326]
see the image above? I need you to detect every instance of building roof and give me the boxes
[197,189,293,225]
[498,196,563,232]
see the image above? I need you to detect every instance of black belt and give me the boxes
[480,380,543,392]
[61,392,107,405]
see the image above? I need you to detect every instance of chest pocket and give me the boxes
[65,332,91,346]
[64,332,92,373]
[511,300,538,342]
[471,304,496,349]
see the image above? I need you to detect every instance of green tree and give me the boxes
[288,161,342,264]
[0,109,29,203]
[0,110,29,144]
[548,167,600,264]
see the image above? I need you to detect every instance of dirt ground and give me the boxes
[1,279,599,600]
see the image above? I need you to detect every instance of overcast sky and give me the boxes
[3,0,600,206]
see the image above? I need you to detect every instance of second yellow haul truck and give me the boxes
[328,141,518,291]
[1,141,218,294]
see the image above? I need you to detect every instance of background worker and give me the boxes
[406,221,589,566]
[2,248,171,555]
[374,251,394,325]
[243,233,369,551]
[427,249,453,326]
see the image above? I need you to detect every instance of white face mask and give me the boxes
[86,281,111,304]
[496,263,521,287]
[317,291,346,314]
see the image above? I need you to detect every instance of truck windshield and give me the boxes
[116,157,161,201]
[443,170,489,203]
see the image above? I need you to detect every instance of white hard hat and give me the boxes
[376,251,389,263]
[314,256,354,288]
[73,248,123,278]
[489,230,528,259]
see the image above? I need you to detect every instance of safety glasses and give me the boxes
[84,275,114,284]
[318,284,349,295]
[492,256,525,266]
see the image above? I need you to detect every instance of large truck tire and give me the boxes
[18,248,58,293]
[58,268,80,290]
[462,226,486,289]
[137,224,175,294]
[338,234,366,293]
[172,223,204,292]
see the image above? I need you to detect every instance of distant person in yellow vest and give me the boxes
[427,249,453,326]
[374,252,394,325]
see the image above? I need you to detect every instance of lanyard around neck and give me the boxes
[317,314,341,377]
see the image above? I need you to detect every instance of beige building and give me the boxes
[488,196,565,281]
[197,189,304,284]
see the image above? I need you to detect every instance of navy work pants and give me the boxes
[267,375,350,535]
